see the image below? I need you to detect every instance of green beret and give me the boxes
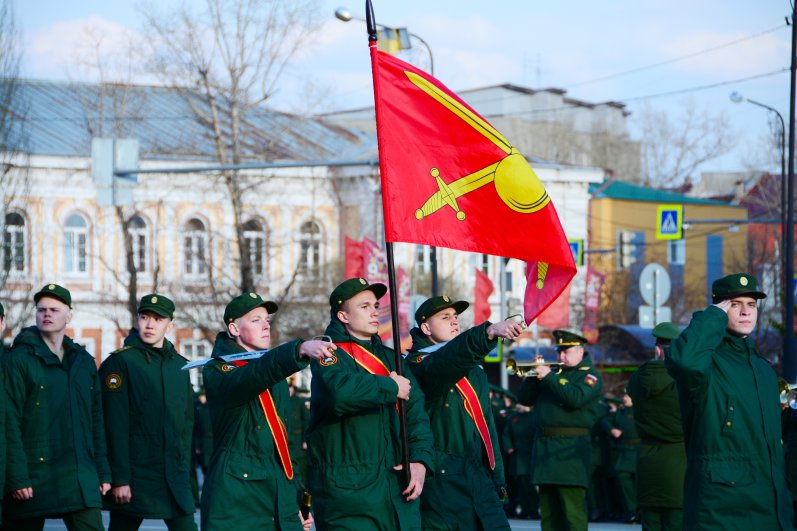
[224,292,278,324]
[329,278,387,312]
[652,322,680,345]
[415,295,469,325]
[0,301,4,317]
[137,293,175,318]
[552,329,588,349]
[711,273,766,303]
[34,284,72,308]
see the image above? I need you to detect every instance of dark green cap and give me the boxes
[0,301,4,317]
[415,295,469,325]
[552,329,588,349]
[711,273,766,303]
[224,292,278,324]
[34,284,72,308]
[329,278,387,312]
[652,322,680,346]
[138,293,175,318]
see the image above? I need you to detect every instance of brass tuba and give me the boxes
[779,378,797,409]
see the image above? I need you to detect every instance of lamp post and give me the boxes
[786,4,797,382]
[335,7,441,295]
[730,92,787,330]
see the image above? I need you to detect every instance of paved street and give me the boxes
[42,513,642,530]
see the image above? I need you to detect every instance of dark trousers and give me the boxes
[108,511,197,531]
[539,485,588,531]
[641,507,683,531]
[4,508,104,531]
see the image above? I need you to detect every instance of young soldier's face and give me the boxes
[558,345,584,367]
[421,308,460,344]
[136,311,174,349]
[726,296,758,336]
[230,306,271,351]
[35,296,72,334]
[337,290,379,340]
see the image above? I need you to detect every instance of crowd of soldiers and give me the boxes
[0,271,793,531]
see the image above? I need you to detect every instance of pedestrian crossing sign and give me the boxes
[656,205,683,240]
[568,239,584,267]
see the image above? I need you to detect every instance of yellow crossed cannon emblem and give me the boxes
[406,71,551,222]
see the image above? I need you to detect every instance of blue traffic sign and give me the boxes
[656,204,683,240]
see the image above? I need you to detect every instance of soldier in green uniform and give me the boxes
[666,273,793,530]
[587,397,614,522]
[517,329,602,531]
[2,284,111,530]
[405,295,523,530]
[288,381,311,487]
[608,392,639,523]
[99,294,197,531]
[627,321,685,531]
[306,278,435,530]
[501,403,540,520]
[200,292,332,531]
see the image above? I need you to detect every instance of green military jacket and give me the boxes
[3,326,111,519]
[627,358,685,508]
[609,406,639,474]
[667,306,793,530]
[99,329,195,518]
[306,319,434,531]
[407,324,509,531]
[518,353,601,488]
[193,400,213,470]
[501,410,536,477]
[200,333,307,531]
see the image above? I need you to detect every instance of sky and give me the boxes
[15,0,794,175]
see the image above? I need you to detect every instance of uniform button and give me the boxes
[35,402,40,407]
[39,385,45,390]
[730,480,735,485]
[729,406,734,411]
[449,389,454,393]
[243,473,248,478]
[39,457,44,462]
[725,422,732,427]
[444,403,449,408]
[256,425,262,430]
[441,469,446,474]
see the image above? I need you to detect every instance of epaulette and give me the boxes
[110,345,133,356]
[578,366,589,370]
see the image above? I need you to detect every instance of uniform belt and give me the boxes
[541,427,590,437]
[641,437,683,445]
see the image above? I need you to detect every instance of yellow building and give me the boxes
[588,180,749,325]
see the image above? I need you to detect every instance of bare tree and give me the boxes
[140,0,322,293]
[638,99,736,187]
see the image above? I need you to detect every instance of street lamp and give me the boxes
[335,6,440,295]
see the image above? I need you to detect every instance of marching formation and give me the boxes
[0,271,793,531]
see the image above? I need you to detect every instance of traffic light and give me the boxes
[617,230,638,270]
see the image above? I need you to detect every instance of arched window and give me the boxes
[129,215,148,273]
[298,220,322,279]
[3,212,26,273]
[243,219,267,279]
[64,213,89,274]
[183,218,207,277]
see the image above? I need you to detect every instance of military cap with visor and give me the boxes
[329,277,387,312]
[137,293,175,319]
[415,295,469,326]
[224,292,278,324]
[34,283,72,308]
[711,273,766,303]
[552,329,588,350]
[652,322,680,346]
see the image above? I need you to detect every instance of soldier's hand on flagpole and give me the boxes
[487,319,524,341]
[394,461,426,501]
[12,487,32,500]
[299,340,337,360]
[112,484,132,503]
[390,371,411,400]
[298,509,314,530]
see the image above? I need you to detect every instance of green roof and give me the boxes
[589,180,730,205]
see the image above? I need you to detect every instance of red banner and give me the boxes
[361,238,411,349]
[582,266,606,343]
[344,236,364,279]
[474,268,494,325]
[537,281,572,329]
[369,42,575,324]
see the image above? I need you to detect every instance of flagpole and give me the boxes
[366,0,412,488]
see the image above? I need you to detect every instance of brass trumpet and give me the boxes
[779,378,797,410]
[506,358,561,377]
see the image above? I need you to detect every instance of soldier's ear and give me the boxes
[336,309,349,324]
[420,322,431,336]
[227,321,240,338]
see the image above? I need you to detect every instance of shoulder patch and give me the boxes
[219,363,238,373]
[410,354,428,363]
[110,345,133,356]
[319,354,338,366]
[559,378,569,386]
[105,373,123,390]
[585,373,598,388]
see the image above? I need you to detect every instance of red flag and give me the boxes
[582,266,606,343]
[474,268,494,325]
[536,281,572,329]
[369,43,575,324]
[344,236,364,279]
